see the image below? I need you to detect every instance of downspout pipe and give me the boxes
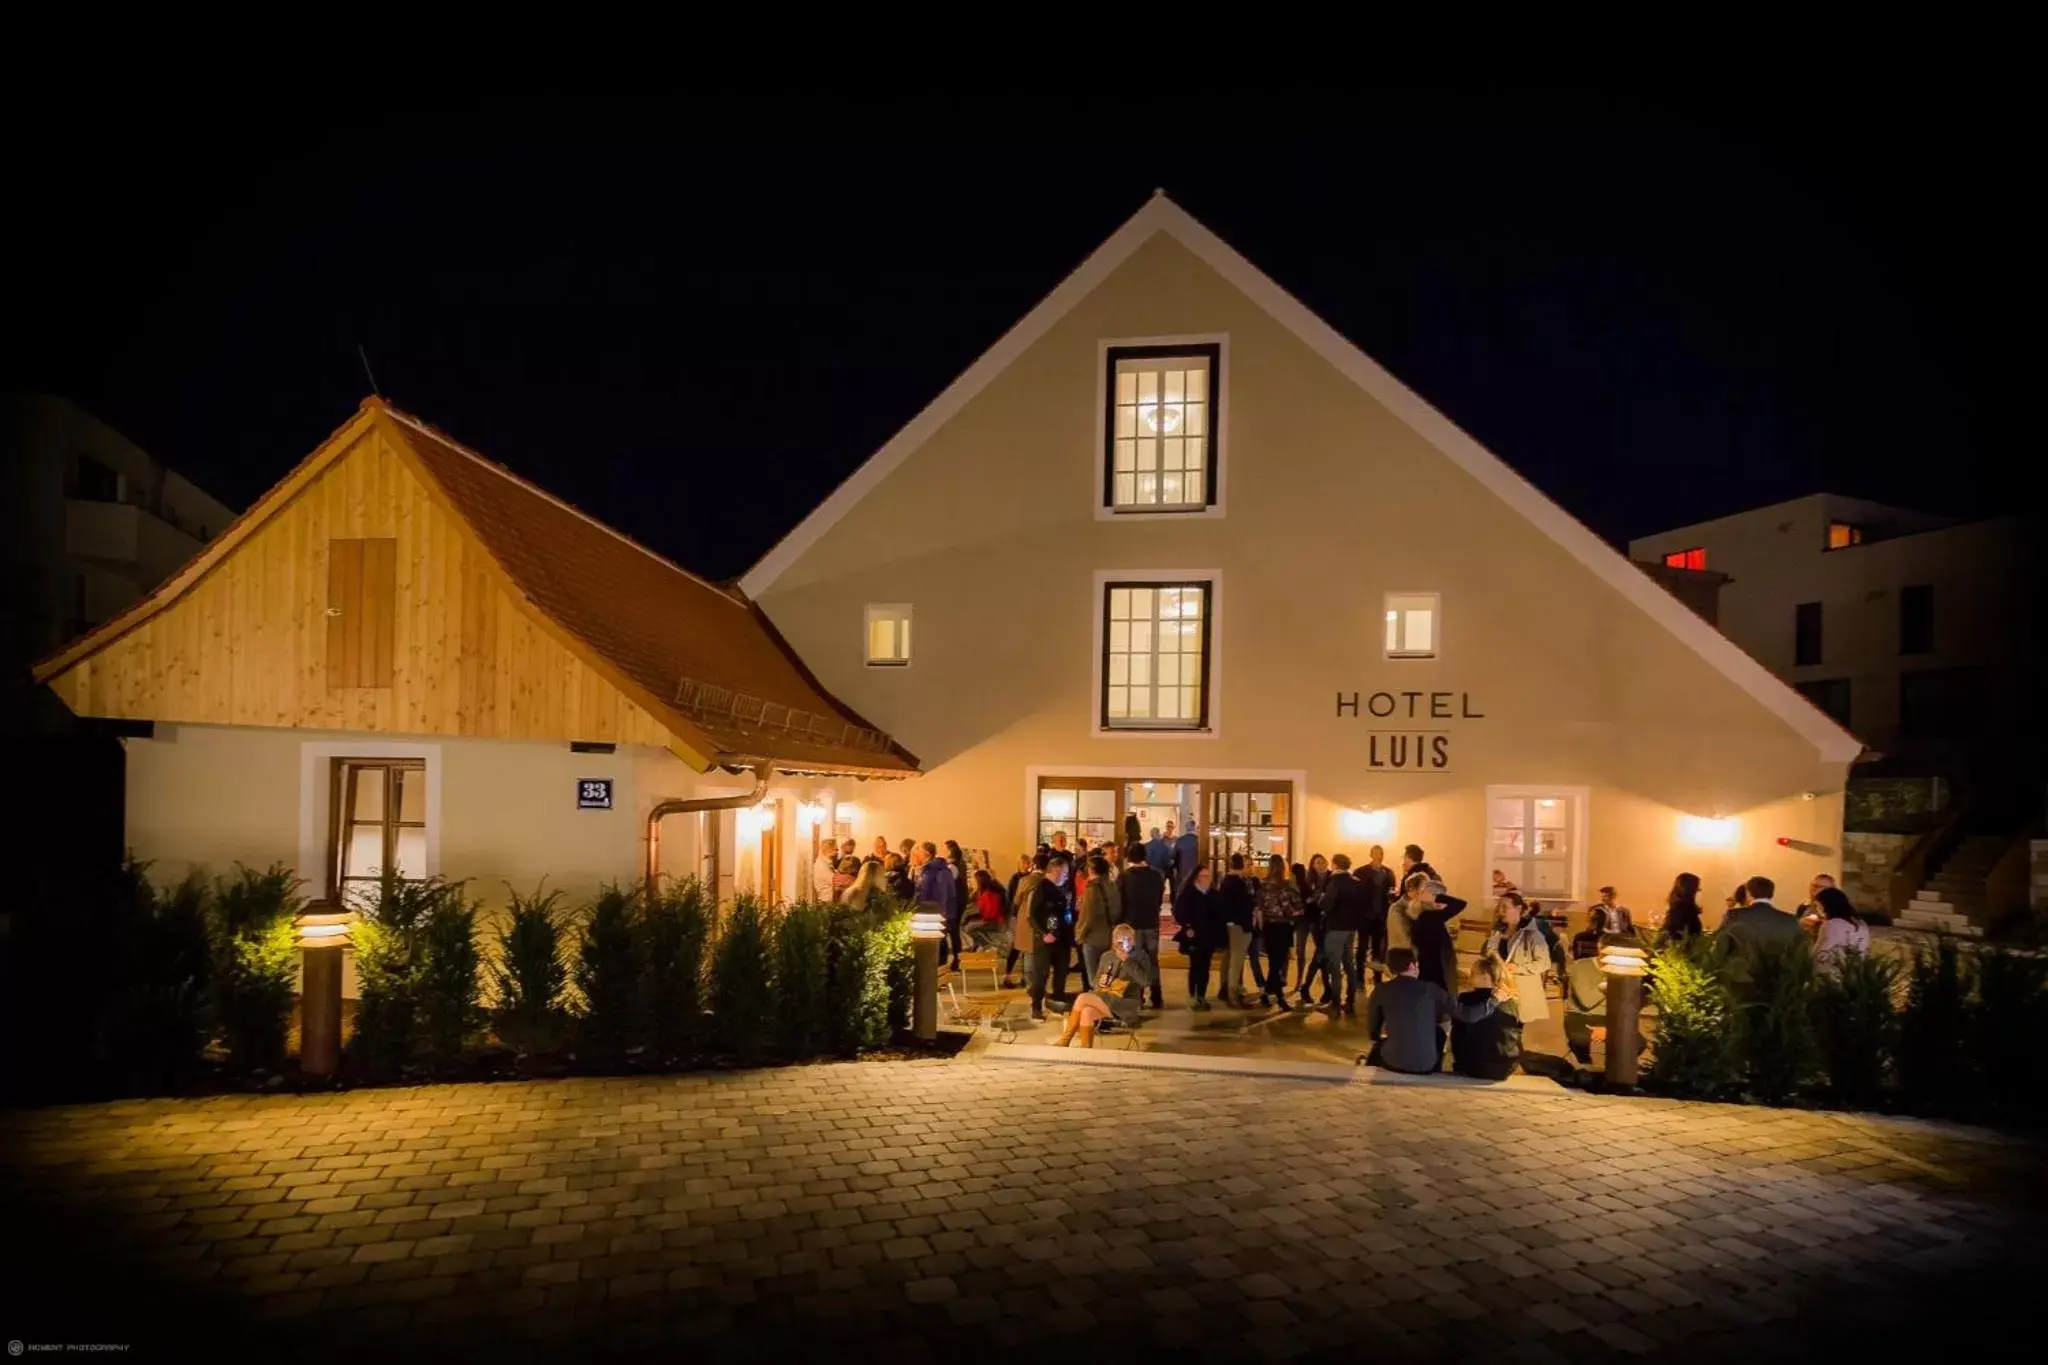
[645,764,773,897]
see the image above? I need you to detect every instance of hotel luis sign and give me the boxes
[1334,690,1485,771]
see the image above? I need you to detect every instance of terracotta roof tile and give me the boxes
[383,409,916,777]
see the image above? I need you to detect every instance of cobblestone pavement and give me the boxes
[4,1049,2040,1362]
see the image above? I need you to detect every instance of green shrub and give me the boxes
[575,884,642,1068]
[491,885,570,1055]
[823,902,883,1054]
[1972,946,2048,1119]
[643,878,711,1062]
[1642,932,1737,1099]
[711,894,775,1062]
[211,864,303,1077]
[773,900,830,1059]
[1810,948,1899,1109]
[874,903,914,1037]
[106,863,215,1095]
[417,889,482,1070]
[1896,937,1973,1113]
[1734,939,1819,1105]
[351,875,463,1079]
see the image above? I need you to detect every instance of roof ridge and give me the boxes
[379,404,749,608]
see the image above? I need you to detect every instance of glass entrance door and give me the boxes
[1203,785,1292,877]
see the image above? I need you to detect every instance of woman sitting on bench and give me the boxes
[1055,925,1155,1047]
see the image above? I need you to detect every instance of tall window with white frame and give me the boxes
[864,604,911,667]
[1490,794,1574,901]
[1101,580,1211,730]
[1104,345,1220,513]
[1384,592,1438,659]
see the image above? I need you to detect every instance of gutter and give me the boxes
[645,763,773,896]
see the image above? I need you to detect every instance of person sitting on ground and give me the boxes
[1812,885,1870,970]
[1055,924,1156,1047]
[1717,875,1802,957]
[1452,956,1524,1081]
[1365,948,1502,1075]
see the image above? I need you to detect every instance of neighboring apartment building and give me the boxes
[742,194,1859,927]
[3,394,237,675]
[1629,495,2037,782]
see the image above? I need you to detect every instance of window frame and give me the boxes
[1090,569,1222,739]
[863,603,913,669]
[1094,335,1228,521]
[1383,591,1441,660]
[1794,601,1823,668]
[327,757,429,906]
[1481,785,1590,905]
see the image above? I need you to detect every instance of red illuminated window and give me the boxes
[1663,548,1707,571]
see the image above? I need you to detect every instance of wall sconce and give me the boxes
[1676,814,1740,848]
[1341,808,1392,839]
[797,802,823,830]
[835,803,859,824]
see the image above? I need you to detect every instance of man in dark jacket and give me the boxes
[1718,875,1802,960]
[1217,854,1259,1007]
[1173,825,1201,893]
[1318,853,1372,1013]
[914,842,954,965]
[1354,844,1398,988]
[1117,844,1166,1008]
[1026,854,1074,1021]
[1145,825,1175,876]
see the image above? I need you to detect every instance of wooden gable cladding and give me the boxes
[43,424,680,750]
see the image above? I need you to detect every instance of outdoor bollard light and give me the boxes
[1598,941,1649,1086]
[298,915,353,1077]
[909,912,945,1042]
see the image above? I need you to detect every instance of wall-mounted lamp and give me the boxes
[835,802,859,824]
[797,802,823,830]
[1676,815,1740,849]
[1341,808,1393,839]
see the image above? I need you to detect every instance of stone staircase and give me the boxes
[1894,834,2009,936]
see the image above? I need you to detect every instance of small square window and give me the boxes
[1104,344,1220,513]
[864,604,912,667]
[1662,547,1707,571]
[1826,521,1864,550]
[1384,592,1438,659]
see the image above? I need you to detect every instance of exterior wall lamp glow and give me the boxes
[1676,815,1740,848]
[1341,808,1392,839]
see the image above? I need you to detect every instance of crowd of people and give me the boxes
[808,821,1877,1079]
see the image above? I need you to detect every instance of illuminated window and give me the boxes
[331,759,427,906]
[864,604,911,667]
[1826,521,1864,550]
[1662,547,1707,571]
[1488,793,1576,901]
[1384,592,1438,659]
[1102,580,1210,729]
[1105,345,1219,512]
[1037,783,1117,848]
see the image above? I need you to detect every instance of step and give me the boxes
[1895,918,1985,938]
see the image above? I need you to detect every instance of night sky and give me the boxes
[10,111,2020,582]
